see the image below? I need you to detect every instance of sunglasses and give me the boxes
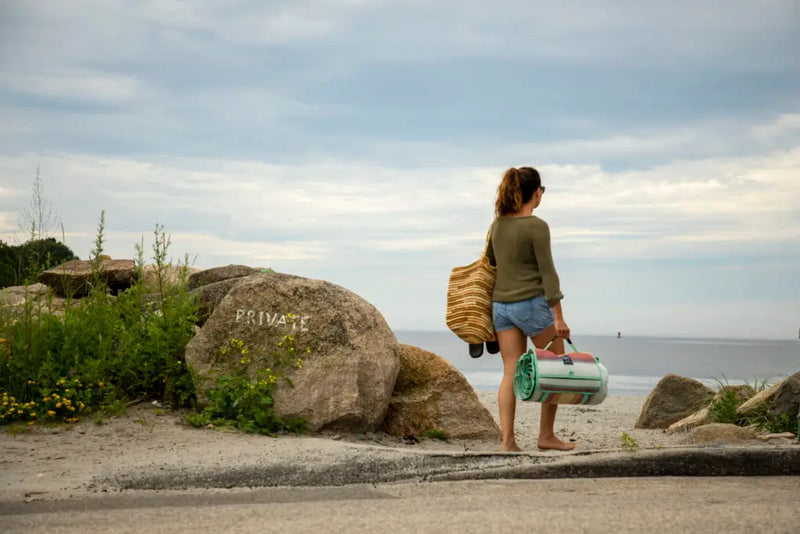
[540,185,546,193]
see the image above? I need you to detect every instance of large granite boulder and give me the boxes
[381,344,501,440]
[190,271,303,326]
[0,283,75,316]
[184,272,402,433]
[769,372,800,420]
[188,265,258,291]
[0,283,50,306]
[38,259,136,297]
[715,384,755,405]
[190,278,243,326]
[635,374,715,429]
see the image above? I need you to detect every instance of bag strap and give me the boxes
[544,337,580,354]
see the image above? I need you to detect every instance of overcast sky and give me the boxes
[1,1,798,339]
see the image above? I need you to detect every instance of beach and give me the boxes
[0,393,694,501]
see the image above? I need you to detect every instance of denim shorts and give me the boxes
[493,294,554,337]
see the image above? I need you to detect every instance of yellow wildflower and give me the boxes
[47,410,55,416]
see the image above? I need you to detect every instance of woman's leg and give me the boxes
[497,327,527,452]
[532,326,576,451]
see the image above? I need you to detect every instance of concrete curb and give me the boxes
[98,445,800,491]
[427,446,800,482]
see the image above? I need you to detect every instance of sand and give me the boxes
[0,393,699,502]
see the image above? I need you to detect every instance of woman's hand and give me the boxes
[554,318,570,340]
[550,300,570,339]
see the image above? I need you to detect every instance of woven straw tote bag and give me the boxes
[445,229,497,344]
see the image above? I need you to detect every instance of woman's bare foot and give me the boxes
[502,442,523,452]
[537,435,577,451]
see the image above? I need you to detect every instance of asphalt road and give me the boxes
[3,476,799,533]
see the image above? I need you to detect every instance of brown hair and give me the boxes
[495,166,541,217]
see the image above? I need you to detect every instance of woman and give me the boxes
[486,166,574,452]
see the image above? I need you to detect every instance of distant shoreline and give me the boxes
[393,329,800,343]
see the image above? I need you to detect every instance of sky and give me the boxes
[0,1,798,340]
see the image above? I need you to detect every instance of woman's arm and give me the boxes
[531,220,564,307]
[532,220,569,338]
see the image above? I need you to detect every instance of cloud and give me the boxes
[0,135,797,267]
[0,71,147,106]
[752,113,800,142]
[1,1,798,336]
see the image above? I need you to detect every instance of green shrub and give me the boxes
[744,406,798,435]
[0,214,199,425]
[185,336,307,435]
[708,389,742,424]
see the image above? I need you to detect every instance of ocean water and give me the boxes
[394,331,800,396]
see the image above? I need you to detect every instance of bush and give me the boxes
[708,379,798,435]
[0,216,198,425]
[708,389,741,424]
[185,336,308,435]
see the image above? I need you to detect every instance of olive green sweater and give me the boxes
[485,216,564,306]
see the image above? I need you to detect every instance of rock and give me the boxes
[668,407,710,433]
[770,372,800,420]
[0,283,50,306]
[0,283,75,316]
[191,278,245,326]
[736,382,782,417]
[672,385,758,432]
[381,344,500,440]
[187,265,258,291]
[38,259,136,297]
[693,423,756,444]
[190,271,303,325]
[714,384,755,404]
[140,264,199,294]
[184,272,401,433]
[635,374,715,429]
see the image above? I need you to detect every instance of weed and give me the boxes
[418,428,448,440]
[620,431,639,452]
[186,336,307,435]
[745,406,798,434]
[4,422,33,436]
[708,389,742,424]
